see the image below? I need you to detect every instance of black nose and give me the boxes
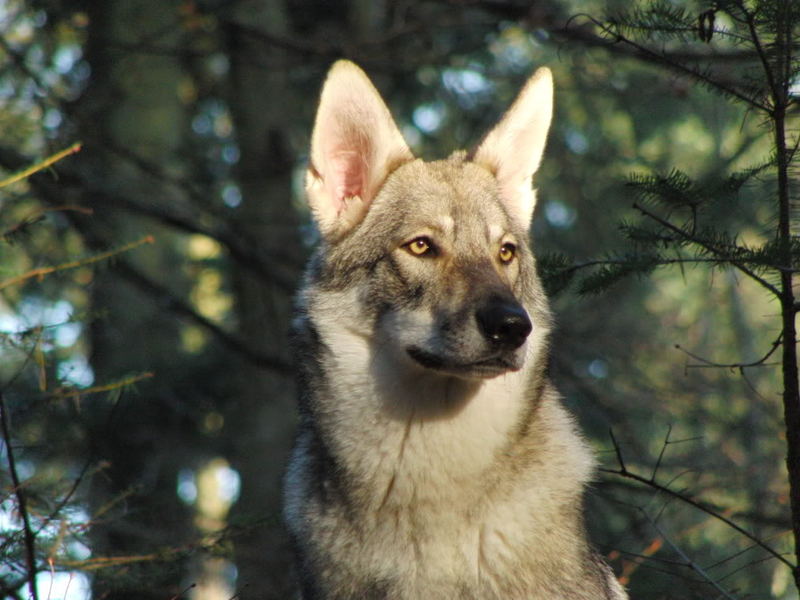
[476,299,532,349]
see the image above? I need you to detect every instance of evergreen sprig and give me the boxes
[608,2,700,43]
[626,169,699,207]
[537,252,578,297]
[544,201,792,297]
[576,252,661,295]
[625,161,772,212]
[584,2,776,110]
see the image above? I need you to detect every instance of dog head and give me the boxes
[304,61,553,381]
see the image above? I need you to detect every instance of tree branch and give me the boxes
[557,15,771,112]
[112,259,292,375]
[633,202,782,297]
[603,430,794,570]
[675,333,783,370]
[0,142,82,188]
[0,392,39,600]
[0,235,154,292]
[640,507,738,599]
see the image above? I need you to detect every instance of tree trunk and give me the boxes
[776,109,800,591]
[769,3,800,590]
[223,1,302,597]
[76,2,194,597]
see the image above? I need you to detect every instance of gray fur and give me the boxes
[283,60,627,599]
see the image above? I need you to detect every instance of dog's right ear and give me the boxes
[306,60,413,241]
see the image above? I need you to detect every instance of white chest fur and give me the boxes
[288,291,609,597]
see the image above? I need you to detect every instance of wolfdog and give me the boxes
[284,60,627,599]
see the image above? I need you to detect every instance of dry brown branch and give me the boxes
[0,142,82,188]
[52,372,155,401]
[0,235,155,291]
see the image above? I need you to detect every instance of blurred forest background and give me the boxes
[1,0,798,599]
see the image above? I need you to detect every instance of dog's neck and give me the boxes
[306,291,544,505]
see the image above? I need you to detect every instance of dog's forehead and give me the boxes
[386,157,510,232]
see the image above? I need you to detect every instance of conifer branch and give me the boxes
[569,14,771,111]
[633,203,781,297]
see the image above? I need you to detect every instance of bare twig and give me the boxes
[603,431,794,570]
[0,392,39,600]
[52,372,155,400]
[2,205,94,243]
[169,582,198,600]
[35,459,95,538]
[651,425,673,482]
[608,428,627,473]
[675,333,783,370]
[641,508,739,599]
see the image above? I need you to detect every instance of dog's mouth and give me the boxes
[406,346,521,379]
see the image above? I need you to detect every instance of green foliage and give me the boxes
[1,0,798,598]
[557,1,800,597]
[577,253,661,295]
[608,1,698,42]
[537,252,577,296]
[625,162,771,209]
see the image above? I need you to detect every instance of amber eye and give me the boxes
[406,237,434,257]
[499,242,516,264]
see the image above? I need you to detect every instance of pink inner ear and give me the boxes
[327,149,368,215]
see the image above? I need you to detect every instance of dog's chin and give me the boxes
[406,346,523,380]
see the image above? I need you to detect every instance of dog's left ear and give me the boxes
[473,67,553,228]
